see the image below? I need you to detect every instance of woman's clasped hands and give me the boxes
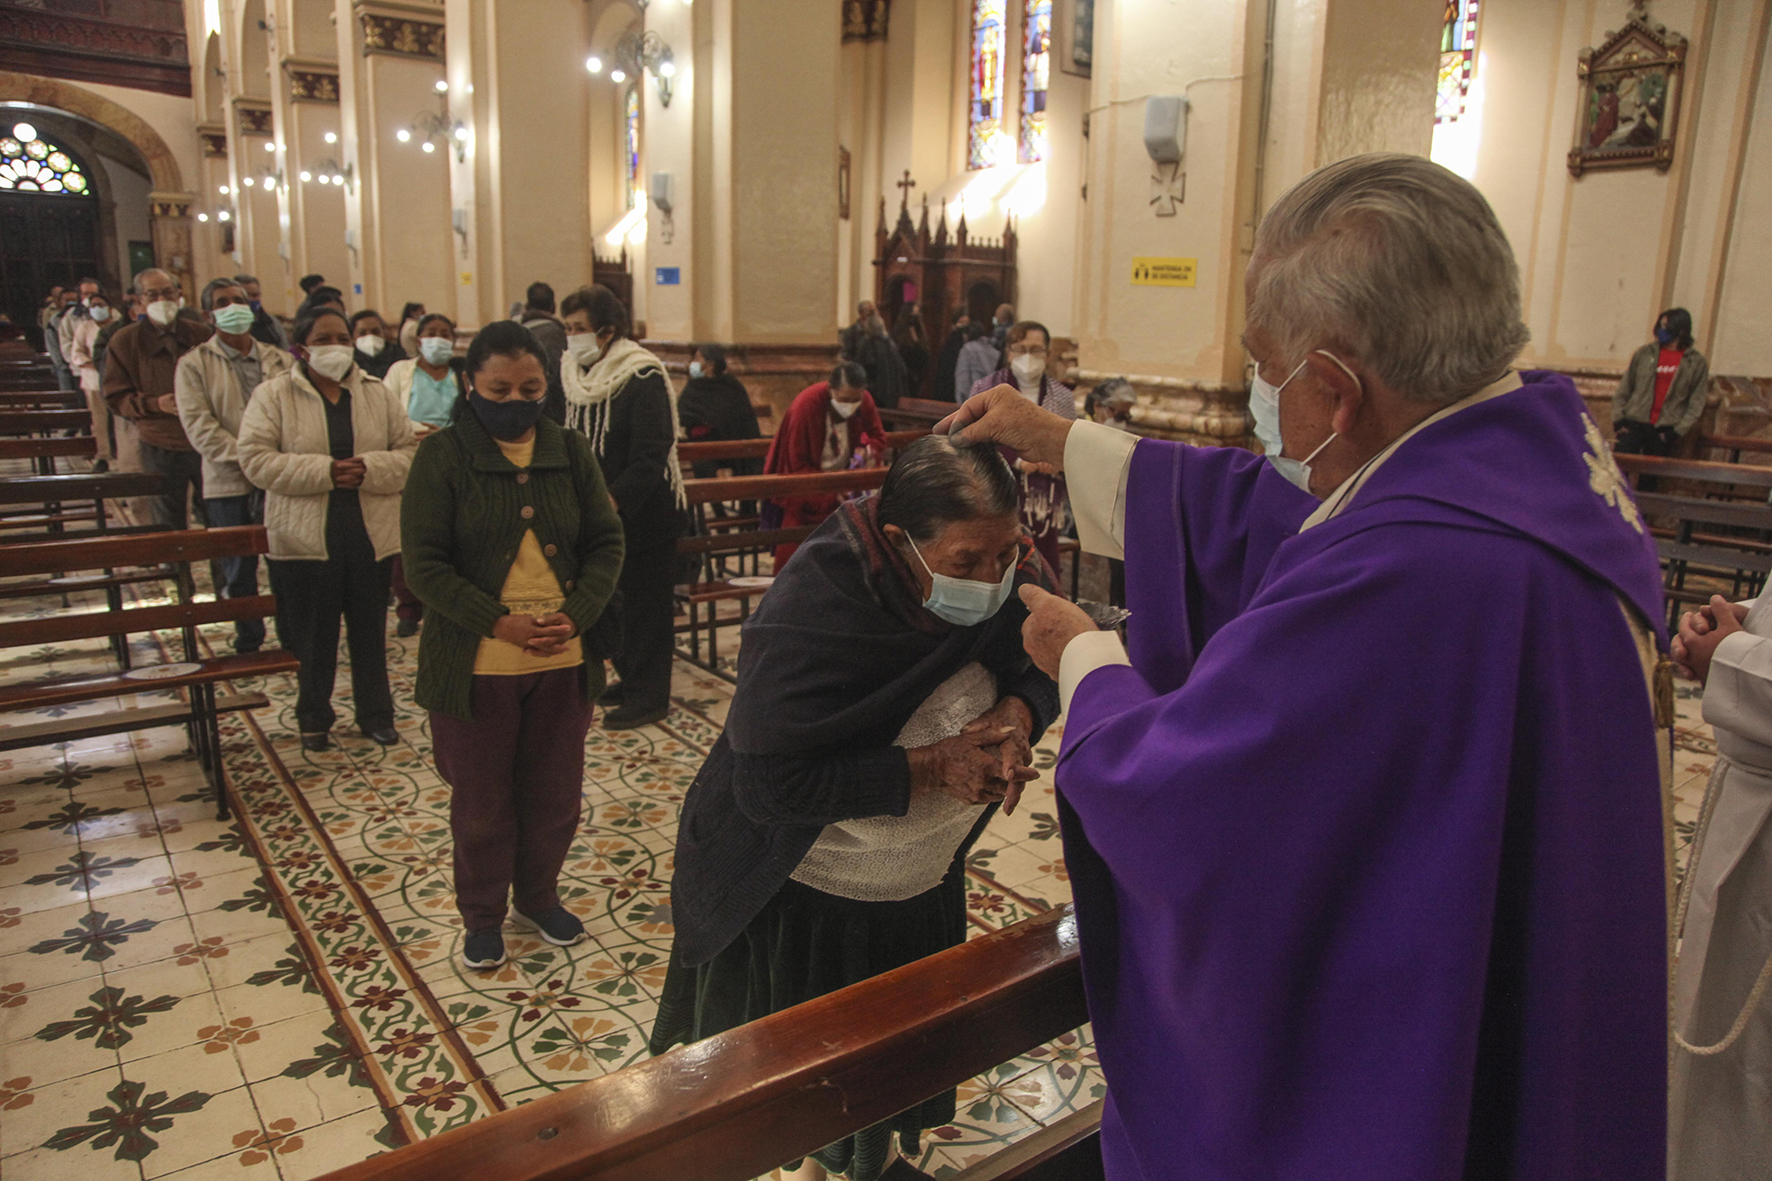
[491,612,577,658]
[907,696,1040,815]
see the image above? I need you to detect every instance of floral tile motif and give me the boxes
[2,579,1085,1178]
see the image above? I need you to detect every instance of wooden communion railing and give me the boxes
[321,906,1096,1181]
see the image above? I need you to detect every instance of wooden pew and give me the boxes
[1619,455,1772,624]
[0,435,97,476]
[1702,433,1772,464]
[879,396,958,430]
[675,428,929,468]
[0,527,300,820]
[319,904,1094,1181]
[674,468,891,675]
[0,471,164,535]
[0,390,71,408]
[0,408,89,436]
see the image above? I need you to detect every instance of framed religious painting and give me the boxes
[1567,5,1688,177]
[1054,0,1092,78]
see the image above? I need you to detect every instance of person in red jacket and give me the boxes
[763,361,885,571]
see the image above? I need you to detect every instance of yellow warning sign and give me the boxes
[1130,257,1197,287]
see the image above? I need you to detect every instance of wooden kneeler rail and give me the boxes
[0,526,299,820]
[319,905,1093,1181]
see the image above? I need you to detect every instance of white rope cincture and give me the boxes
[1670,755,1772,1057]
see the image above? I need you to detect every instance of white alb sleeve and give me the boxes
[1058,629,1133,716]
[1063,421,1137,560]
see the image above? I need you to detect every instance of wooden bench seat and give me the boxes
[0,527,297,819]
[0,435,96,475]
[0,409,89,436]
[0,510,99,531]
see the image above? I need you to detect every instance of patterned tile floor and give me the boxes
[0,540,1718,1181]
[0,576,1090,1180]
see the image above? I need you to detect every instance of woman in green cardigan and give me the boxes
[401,320,625,971]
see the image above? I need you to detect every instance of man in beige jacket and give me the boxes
[175,278,294,653]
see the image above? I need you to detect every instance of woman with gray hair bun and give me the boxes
[650,434,1061,1181]
[939,152,1668,1178]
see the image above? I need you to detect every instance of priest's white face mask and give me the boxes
[1249,350,1361,494]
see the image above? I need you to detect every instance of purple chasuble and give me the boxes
[1058,373,1667,1180]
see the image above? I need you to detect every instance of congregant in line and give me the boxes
[652,435,1057,1181]
[941,152,1669,1180]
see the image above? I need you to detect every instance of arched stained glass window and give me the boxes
[0,128,90,195]
[624,85,641,210]
[968,0,1009,170]
[1019,0,1052,164]
[1437,0,1480,125]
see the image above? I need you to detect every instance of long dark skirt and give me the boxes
[649,858,972,1179]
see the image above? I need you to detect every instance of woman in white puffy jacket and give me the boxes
[238,307,417,753]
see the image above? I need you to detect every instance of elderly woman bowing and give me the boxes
[649,435,1060,1181]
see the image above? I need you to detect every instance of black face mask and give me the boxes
[469,390,545,441]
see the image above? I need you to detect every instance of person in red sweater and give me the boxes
[1611,307,1709,456]
[762,361,886,571]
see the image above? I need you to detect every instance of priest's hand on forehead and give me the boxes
[935,385,1074,471]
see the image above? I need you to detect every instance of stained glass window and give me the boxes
[969,0,1009,170]
[1437,0,1480,125]
[624,85,641,210]
[0,130,89,195]
[1019,0,1052,164]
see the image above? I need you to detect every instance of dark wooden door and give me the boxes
[0,192,101,352]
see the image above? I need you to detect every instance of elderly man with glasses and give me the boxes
[941,152,1669,1180]
[103,268,214,528]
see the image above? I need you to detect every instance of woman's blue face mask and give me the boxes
[906,534,1016,627]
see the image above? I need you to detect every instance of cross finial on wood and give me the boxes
[896,170,917,211]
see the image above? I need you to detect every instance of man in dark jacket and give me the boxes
[104,268,214,528]
[233,273,290,350]
[519,281,569,425]
[1611,307,1710,456]
[843,306,910,410]
[932,308,971,401]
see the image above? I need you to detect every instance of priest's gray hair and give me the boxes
[1248,152,1529,404]
[878,435,1018,544]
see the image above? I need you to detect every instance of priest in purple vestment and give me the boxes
[937,153,1670,1181]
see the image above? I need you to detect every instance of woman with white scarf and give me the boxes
[559,285,686,729]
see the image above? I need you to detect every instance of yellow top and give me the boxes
[473,435,585,676]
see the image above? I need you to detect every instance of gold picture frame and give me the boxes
[1567,7,1687,178]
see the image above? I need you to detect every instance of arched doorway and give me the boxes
[0,120,101,349]
[0,72,196,314]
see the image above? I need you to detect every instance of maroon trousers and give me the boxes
[431,667,593,931]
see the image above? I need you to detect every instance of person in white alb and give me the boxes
[1668,590,1772,1181]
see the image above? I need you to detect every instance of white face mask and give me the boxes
[1010,354,1045,385]
[1253,351,1358,494]
[88,306,111,323]
[355,334,385,356]
[418,337,454,366]
[907,534,1017,628]
[688,360,704,380]
[305,344,355,382]
[145,299,179,327]
[831,397,860,420]
[566,333,602,366]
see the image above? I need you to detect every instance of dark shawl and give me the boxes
[678,372,762,479]
[668,495,1061,965]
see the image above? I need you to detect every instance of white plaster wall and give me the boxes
[101,153,153,284]
[1712,8,1772,373]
